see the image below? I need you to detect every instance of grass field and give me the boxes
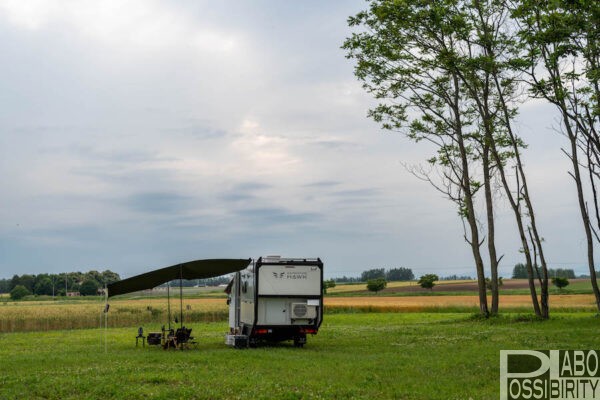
[1,312,599,399]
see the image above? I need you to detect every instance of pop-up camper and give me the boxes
[225,256,323,348]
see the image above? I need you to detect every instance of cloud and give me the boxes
[68,145,174,165]
[303,181,342,188]
[234,207,322,226]
[308,139,361,150]
[0,0,238,52]
[218,181,273,203]
[160,125,229,141]
[126,192,191,214]
[219,192,256,203]
[331,188,380,199]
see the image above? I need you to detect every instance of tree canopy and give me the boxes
[367,278,387,294]
[0,270,121,295]
[418,274,439,290]
[10,285,30,300]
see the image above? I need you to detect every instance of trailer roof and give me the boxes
[258,257,322,266]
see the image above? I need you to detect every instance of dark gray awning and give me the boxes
[107,258,251,297]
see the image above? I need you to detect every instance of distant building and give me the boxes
[66,291,80,297]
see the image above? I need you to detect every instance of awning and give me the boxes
[107,258,251,297]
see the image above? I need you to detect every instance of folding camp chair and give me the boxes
[135,327,146,347]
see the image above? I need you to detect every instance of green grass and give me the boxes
[1,312,599,399]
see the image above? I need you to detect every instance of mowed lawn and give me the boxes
[1,313,599,400]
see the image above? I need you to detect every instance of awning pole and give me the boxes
[179,267,183,330]
[104,286,108,354]
[167,282,171,331]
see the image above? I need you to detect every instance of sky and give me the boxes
[0,1,591,280]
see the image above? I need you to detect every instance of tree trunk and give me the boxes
[544,38,600,312]
[483,142,499,314]
[490,153,541,317]
[473,0,547,317]
[452,73,489,317]
[566,116,600,312]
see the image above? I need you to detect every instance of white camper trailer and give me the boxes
[225,256,323,348]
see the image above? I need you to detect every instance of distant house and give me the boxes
[97,288,106,296]
[66,291,80,297]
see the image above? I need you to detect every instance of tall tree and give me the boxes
[344,0,491,316]
[511,0,600,312]
[457,0,550,317]
[386,267,414,281]
[361,268,386,282]
[100,270,121,286]
[512,263,528,279]
[0,279,10,293]
[34,277,53,296]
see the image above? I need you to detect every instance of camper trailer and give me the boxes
[225,256,323,348]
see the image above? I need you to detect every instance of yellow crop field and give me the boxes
[327,281,413,293]
[327,280,475,294]
[0,298,228,333]
[1,294,596,333]
[324,294,598,312]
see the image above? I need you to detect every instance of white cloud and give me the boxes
[231,118,300,174]
[0,0,238,52]
[0,0,53,30]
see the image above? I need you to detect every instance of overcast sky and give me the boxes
[0,1,591,280]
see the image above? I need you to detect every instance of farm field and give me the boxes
[329,278,600,296]
[325,294,600,312]
[0,297,228,333]
[326,280,428,293]
[1,293,598,333]
[0,313,599,399]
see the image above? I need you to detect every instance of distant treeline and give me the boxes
[330,268,473,283]
[439,274,473,281]
[331,268,413,283]
[159,276,232,287]
[511,264,594,279]
[0,270,121,296]
[0,271,234,296]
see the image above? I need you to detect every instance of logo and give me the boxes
[271,271,308,280]
[500,350,600,399]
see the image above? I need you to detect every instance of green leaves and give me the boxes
[418,274,439,290]
[343,0,526,190]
